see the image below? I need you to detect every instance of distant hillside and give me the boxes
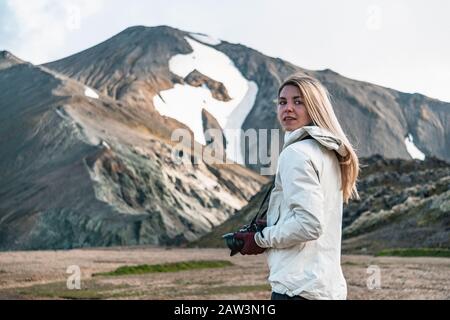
[192,155,450,254]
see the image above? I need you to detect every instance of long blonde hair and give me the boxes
[278,74,360,203]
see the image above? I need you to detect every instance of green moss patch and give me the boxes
[93,260,234,277]
[376,248,450,258]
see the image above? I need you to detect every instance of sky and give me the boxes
[0,0,449,102]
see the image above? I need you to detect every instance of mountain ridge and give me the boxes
[0,25,448,251]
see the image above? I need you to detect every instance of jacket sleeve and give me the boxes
[255,146,324,249]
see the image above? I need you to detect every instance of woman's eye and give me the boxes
[295,100,302,105]
[278,101,286,105]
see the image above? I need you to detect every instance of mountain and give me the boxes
[0,50,267,250]
[44,26,450,172]
[0,51,24,70]
[192,155,450,254]
[1,25,448,250]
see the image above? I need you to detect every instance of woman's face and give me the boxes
[277,84,312,131]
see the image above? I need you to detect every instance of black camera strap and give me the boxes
[249,134,314,226]
[249,179,274,226]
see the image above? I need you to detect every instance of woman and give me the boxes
[235,74,360,300]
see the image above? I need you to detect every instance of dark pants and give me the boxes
[271,292,308,300]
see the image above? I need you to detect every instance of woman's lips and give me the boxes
[283,116,297,121]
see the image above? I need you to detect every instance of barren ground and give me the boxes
[0,247,448,300]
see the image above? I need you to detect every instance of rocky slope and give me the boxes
[341,155,449,254]
[0,51,267,250]
[193,155,449,254]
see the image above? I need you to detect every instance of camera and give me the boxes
[222,223,265,256]
[222,178,274,256]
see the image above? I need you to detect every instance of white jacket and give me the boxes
[254,126,348,300]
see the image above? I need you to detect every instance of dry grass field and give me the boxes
[0,247,448,300]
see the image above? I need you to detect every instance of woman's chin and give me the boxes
[283,124,301,132]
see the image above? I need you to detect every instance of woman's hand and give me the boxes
[234,232,266,255]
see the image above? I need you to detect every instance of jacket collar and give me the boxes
[284,126,348,157]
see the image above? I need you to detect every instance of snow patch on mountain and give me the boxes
[84,86,99,99]
[189,33,221,46]
[405,133,425,161]
[101,140,111,150]
[153,37,258,164]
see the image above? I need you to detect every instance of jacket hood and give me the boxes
[284,126,348,157]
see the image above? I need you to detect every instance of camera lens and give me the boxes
[222,233,244,256]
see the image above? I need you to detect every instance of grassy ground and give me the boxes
[0,247,449,300]
[93,260,234,277]
[376,248,450,258]
[11,280,133,299]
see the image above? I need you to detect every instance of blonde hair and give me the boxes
[278,74,360,203]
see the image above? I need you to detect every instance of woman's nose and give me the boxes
[285,102,295,111]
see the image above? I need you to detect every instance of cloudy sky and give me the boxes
[1,0,449,102]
